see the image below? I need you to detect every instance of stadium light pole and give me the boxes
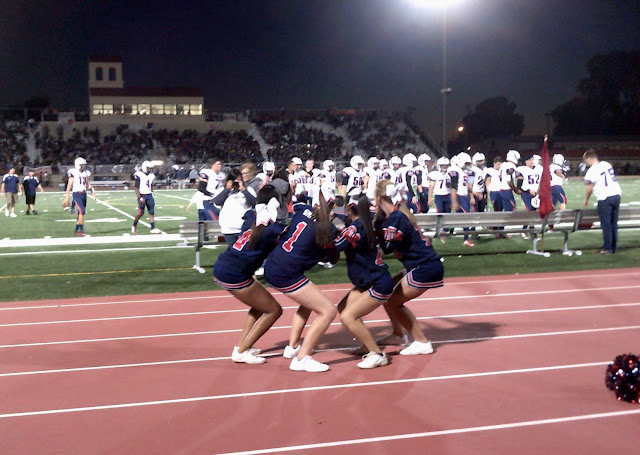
[408,0,461,155]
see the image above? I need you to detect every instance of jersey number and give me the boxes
[232,229,252,251]
[601,168,617,186]
[282,222,307,252]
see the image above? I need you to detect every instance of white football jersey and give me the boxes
[549,163,565,186]
[341,167,365,196]
[134,171,155,195]
[584,161,622,201]
[448,165,469,196]
[67,168,90,193]
[496,162,517,191]
[470,166,486,193]
[428,170,451,196]
[485,167,501,192]
[200,169,226,199]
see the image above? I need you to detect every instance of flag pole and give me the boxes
[539,134,552,253]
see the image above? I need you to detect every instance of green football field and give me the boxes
[1,178,639,301]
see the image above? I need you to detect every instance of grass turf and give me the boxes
[1,178,639,301]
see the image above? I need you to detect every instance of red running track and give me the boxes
[1,268,640,454]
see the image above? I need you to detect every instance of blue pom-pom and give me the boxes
[605,354,640,403]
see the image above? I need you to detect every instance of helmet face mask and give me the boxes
[75,157,87,171]
[323,160,335,172]
[350,156,365,170]
[263,161,275,175]
[436,157,450,173]
[390,156,401,169]
[367,157,379,169]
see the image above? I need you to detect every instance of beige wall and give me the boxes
[88,62,124,88]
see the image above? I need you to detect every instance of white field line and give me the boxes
[153,193,192,202]
[214,409,640,455]
[2,300,640,329]
[0,274,639,312]
[1,320,639,350]
[1,326,638,377]
[0,361,617,419]
[95,197,150,228]
[0,246,181,256]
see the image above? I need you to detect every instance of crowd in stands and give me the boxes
[0,121,29,173]
[258,120,344,163]
[160,129,261,164]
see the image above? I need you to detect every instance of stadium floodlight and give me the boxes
[407,0,462,9]
[407,0,465,155]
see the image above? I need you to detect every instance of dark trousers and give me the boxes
[597,195,620,253]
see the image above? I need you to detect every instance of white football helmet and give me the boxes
[141,160,153,173]
[506,149,521,164]
[322,159,335,172]
[292,157,303,166]
[389,156,402,168]
[532,154,542,166]
[367,157,379,169]
[552,154,565,166]
[379,159,389,170]
[402,153,417,167]
[449,155,461,168]
[263,161,275,174]
[472,152,486,164]
[436,157,450,172]
[457,152,472,167]
[75,157,87,171]
[417,153,432,166]
[350,155,365,170]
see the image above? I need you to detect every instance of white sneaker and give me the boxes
[149,228,161,234]
[9,213,17,218]
[357,352,389,369]
[254,267,264,276]
[290,355,329,372]
[131,225,137,234]
[4,209,8,216]
[248,347,261,355]
[376,333,410,346]
[283,344,301,359]
[231,346,265,364]
[399,340,434,356]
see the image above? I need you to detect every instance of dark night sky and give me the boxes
[1,0,639,139]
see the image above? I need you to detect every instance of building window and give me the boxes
[138,104,150,115]
[102,104,114,114]
[108,67,116,81]
[190,104,203,115]
[151,104,164,115]
[96,67,103,81]
[165,104,177,115]
[124,105,134,114]
[177,104,188,115]
[92,104,103,115]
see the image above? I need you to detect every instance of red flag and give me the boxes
[538,136,554,219]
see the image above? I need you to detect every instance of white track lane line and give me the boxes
[0,277,640,311]
[214,409,640,455]
[1,322,638,352]
[0,361,615,418]
[2,300,640,329]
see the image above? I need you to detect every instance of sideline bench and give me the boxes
[178,220,225,273]
[415,207,640,257]
[179,208,640,272]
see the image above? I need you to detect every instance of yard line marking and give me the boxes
[0,246,181,257]
[0,361,614,418]
[2,301,639,328]
[214,409,640,455]
[0,323,638,349]
[95,197,150,228]
[154,193,192,202]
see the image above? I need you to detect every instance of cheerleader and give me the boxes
[374,179,444,355]
[213,185,288,364]
[263,189,339,372]
[335,192,393,369]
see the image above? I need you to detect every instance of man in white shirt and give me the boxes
[583,149,622,254]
